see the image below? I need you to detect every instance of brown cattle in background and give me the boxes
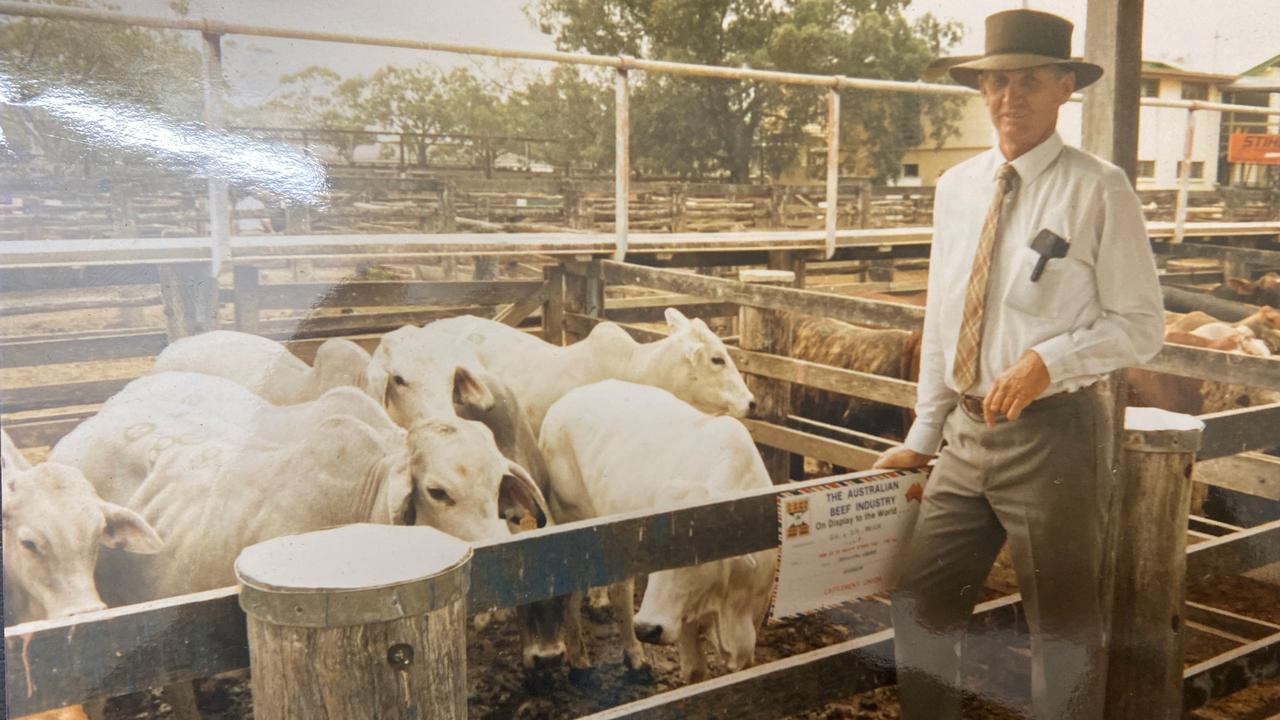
[1212,272,1280,308]
[789,315,922,441]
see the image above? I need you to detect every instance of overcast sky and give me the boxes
[103,0,1280,105]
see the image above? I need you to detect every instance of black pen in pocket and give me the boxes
[1029,229,1069,282]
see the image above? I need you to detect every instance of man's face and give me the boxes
[978,66,1075,155]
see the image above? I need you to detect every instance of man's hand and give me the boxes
[873,446,934,470]
[983,349,1051,427]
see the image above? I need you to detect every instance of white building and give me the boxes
[895,61,1237,190]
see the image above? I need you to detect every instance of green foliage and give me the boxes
[0,0,202,161]
[506,65,614,171]
[531,0,964,181]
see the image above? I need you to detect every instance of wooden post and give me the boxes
[542,264,565,345]
[159,263,218,341]
[739,268,795,484]
[1173,108,1196,244]
[564,258,603,343]
[473,256,499,281]
[202,32,231,274]
[284,205,311,234]
[671,183,686,232]
[823,86,841,260]
[235,524,471,720]
[614,66,631,261]
[234,264,262,335]
[110,184,133,238]
[439,180,457,233]
[857,180,872,229]
[1222,246,1250,281]
[1105,408,1203,720]
[1082,0,1144,182]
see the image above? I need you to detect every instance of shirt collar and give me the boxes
[996,132,1064,187]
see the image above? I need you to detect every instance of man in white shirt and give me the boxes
[873,9,1165,720]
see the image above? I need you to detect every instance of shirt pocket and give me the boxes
[1002,246,1094,319]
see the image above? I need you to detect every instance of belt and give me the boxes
[958,387,1083,423]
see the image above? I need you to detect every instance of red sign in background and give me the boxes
[1228,133,1280,165]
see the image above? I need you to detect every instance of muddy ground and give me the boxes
[93,557,1280,720]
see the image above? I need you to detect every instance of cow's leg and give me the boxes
[677,621,709,684]
[611,577,651,681]
[585,585,612,620]
[564,590,594,686]
[163,680,202,720]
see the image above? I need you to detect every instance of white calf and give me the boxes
[152,330,370,404]
[427,307,755,432]
[539,380,776,683]
[4,462,161,624]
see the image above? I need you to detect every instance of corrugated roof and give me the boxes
[1240,53,1280,77]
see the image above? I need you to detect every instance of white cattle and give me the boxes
[152,330,371,405]
[62,375,546,720]
[50,373,267,505]
[427,308,755,432]
[4,461,161,624]
[362,324,496,427]
[539,380,776,683]
[362,324,573,672]
[51,373,545,543]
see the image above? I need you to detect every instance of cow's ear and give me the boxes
[453,367,495,413]
[499,461,550,530]
[361,356,393,407]
[100,502,163,554]
[665,307,691,331]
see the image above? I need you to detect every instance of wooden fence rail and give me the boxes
[7,469,1280,717]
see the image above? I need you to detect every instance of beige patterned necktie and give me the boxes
[952,163,1018,393]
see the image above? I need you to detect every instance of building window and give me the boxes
[1181,82,1209,101]
[1177,161,1205,179]
[1137,160,1155,178]
[902,163,919,178]
[1141,78,1160,97]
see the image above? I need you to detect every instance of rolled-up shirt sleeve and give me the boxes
[1032,179,1165,382]
[903,199,960,456]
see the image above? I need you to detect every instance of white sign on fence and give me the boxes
[771,469,927,620]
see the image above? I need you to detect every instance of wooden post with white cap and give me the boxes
[235,524,472,720]
[1105,408,1203,720]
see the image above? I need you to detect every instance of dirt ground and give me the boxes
[90,554,1280,720]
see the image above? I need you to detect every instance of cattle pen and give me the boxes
[2,226,1280,718]
[4,1,1280,718]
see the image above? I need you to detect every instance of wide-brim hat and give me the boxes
[925,9,1103,91]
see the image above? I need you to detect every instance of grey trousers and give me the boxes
[891,384,1113,720]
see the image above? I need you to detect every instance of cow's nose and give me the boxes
[747,399,758,415]
[635,621,663,644]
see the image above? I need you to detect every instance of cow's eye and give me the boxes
[426,487,454,505]
[393,375,408,387]
[711,356,726,366]
[20,539,38,554]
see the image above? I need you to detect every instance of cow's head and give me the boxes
[398,417,548,542]
[3,463,162,621]
[660,308,755,418]
[362,326,494,427]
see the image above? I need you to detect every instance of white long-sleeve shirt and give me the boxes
[902,132,1165,456]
